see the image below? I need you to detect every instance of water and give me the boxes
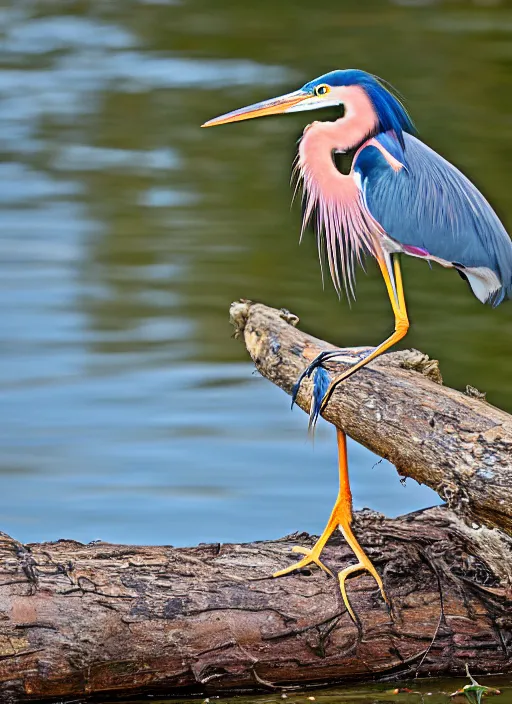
[122,677,512,704]
[1,1,512,551]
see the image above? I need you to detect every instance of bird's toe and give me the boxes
[291,350,336,409]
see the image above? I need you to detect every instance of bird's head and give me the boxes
[202,69,414,149]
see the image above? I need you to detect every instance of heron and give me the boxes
[202,69,512,621]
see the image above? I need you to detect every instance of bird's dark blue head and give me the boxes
[203,68,415,149]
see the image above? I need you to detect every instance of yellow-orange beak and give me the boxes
[202,90,313,127]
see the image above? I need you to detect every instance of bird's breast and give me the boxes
[297,125,385,297]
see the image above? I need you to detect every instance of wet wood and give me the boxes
[0,299,511,702]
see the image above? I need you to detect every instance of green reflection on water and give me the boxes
[114,675,512,704]
[71,0,512,403]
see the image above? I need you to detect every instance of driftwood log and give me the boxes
[0,301,511,703]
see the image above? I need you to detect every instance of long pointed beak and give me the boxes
[202,90,312,127]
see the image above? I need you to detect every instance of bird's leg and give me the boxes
[273,429,388,622]
[318,253,409,415]
[334,428,388,622]
[272,428,353,579]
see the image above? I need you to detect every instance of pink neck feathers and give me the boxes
[296,86,387,296]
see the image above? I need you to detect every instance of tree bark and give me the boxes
[0,509,511,703]
[0,300,511,702]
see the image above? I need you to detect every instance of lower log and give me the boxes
[0,506,511,702]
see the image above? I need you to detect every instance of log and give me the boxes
[0,510,511,703]
[0,300,510,702]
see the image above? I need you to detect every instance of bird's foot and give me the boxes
[317,347,376,417]
[291,348,371,411]
[292,350,356,434]
[308,367,331,432]
[273,543,334,579]
[273,538,389,624]
[290,350,340,408]
[338,552,388,623]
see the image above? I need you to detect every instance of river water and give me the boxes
[131,678,512,704]
[1,1,512,549]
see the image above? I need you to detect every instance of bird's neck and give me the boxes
[295,94,382,296]
[298,124,354,203]
[297,85,378,196]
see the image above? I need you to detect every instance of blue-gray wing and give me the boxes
[355,133,512,304]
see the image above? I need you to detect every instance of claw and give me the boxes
[308,367,330,433]
[318,350,374,416]
[338,560,388,623]
[291,350,339,409]
[290,376,305,408]
[273,544,334,579]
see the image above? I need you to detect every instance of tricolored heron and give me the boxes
[202,69,512,621]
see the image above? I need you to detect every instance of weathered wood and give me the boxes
[0,508,510,703]
[0,299,511,702]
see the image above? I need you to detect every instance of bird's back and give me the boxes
[356,133,512,305]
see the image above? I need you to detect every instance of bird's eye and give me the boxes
[314,84,330,97]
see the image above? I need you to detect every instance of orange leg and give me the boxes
[319,253,409,415]
[274,429,388,621]
[335,428,388,621]
[273,428,353,579]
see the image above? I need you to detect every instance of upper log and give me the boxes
[230,301,512,572]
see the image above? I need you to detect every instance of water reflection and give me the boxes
[2,0,512,546]
[133,676,512,704]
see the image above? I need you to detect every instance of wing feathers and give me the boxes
[357,133,512,304]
